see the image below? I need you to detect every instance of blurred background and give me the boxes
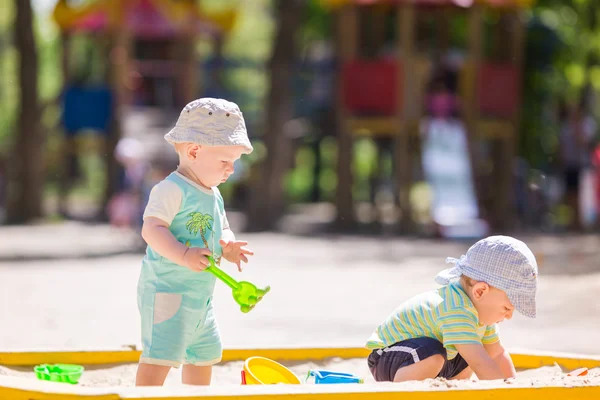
[1,0,600,235]
[0,0,599,355]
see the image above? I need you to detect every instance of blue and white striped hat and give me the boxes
[435,235,538,318]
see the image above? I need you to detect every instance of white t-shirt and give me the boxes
[143,172,230,230]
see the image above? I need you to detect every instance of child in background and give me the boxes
[108,138,147,230]
[426,78,459,120]
[135,98,255,386]
[366,236,538,382]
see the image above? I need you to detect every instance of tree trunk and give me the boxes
[245,0,305,231]
[333,6,358,229]
[5,0,44,224]
[99,106,122,221]
[98,30,128,221]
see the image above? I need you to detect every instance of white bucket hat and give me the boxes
[164,98,253,154]
[435,235,538,318]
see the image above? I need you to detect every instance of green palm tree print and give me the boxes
[185,212,214,249]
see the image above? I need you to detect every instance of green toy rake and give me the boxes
[207,256,270,313]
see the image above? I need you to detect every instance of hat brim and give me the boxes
[507,291,536,318]
[164,126,253,154]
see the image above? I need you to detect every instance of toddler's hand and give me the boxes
[220,239,254,272]
[182,247,212,272]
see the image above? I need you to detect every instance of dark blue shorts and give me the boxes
[367,337,469,381]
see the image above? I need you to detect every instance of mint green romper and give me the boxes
[137,172,226,367]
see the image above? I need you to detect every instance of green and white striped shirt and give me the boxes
[366,282,499,360]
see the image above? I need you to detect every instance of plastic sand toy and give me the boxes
[567,367,589,377]
[306,369,363,384]
[34,364,84,384]
[206,257,270,313]
[242,357,300,385]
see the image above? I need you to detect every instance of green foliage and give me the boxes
[0,0,62,153]
[4,0,600,212]
[0,1,17,153]
[301,0,332,43]
[519,0,600,168]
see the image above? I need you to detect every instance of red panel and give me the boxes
[477,63,520,118]
[341,60,402,115]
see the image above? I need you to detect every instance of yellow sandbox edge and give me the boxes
[1,346,599,370]
[1,375,599,400]
[1,347,600,400]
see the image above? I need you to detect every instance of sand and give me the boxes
[1,227,599,393]
[2,358,599,390]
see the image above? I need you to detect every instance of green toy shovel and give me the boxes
[206,256,270,313]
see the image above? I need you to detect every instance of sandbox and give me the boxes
[0,347,599,399]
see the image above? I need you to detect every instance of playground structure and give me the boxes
[48,0,534,233]
[323,0,531,232]
[50,0,238,216]
[52,0,237,109]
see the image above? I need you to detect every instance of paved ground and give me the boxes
[1,223,599,356]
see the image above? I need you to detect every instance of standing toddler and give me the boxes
[136,98,254,386]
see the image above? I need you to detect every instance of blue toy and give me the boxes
[306,370,363,384]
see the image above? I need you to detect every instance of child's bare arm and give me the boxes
[219,228,254,272]
[455,343,504,380]
[142,217,211,271]
[484,341,516,379]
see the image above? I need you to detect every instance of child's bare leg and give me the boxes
[450,367,473,380]
[182,365,212,385]
[135,363,171,386]
[393,355,445,382]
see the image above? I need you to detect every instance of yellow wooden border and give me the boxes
[2,347,599,400]
[0,347,371,367]
[1,378,599,400]
[0,348,141,366]
[2,346,600,370]
[511,350,600,371]
[118,386,600,400]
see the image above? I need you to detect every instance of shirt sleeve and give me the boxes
[143,180,182,225]
[437,309,482,347]
[482,324,500,345]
